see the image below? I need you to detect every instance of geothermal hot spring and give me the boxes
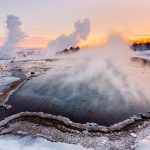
[1,35,150,126]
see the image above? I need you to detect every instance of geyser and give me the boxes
[1,34,150,126]
[0,15,27,58]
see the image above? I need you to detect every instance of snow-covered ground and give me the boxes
[133,134,150,150]
[0,135,92,150]
[0,58,56,91]
[133,50,150,60]
[0,76,19,92]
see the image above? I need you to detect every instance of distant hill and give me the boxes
[131,42,150,51]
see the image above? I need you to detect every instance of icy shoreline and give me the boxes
[0,111,150,134]
[0,112,150,149]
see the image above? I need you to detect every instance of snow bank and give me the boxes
[133,134,150,150]
[133,50,150,61]
[0,76,20,92]
[0,135,92,150]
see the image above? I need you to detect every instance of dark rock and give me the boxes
[56,46,80,55]
[131,42,150,51]
[31,72,35,75]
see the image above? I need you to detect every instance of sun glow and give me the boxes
[0,35,150,49]
[129,35,150,44]
[79,38,106,48]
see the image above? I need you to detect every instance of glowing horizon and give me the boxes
[0,35,150,49]
[1,0,150,48]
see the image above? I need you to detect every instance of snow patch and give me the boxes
[0,135,92,150]
[133,134,150,150]
[0,76,20,92]
[0,76,19,84]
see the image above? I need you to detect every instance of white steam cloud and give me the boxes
[20,33,150,126]
[48,18,91,51]
[1,15,27,57]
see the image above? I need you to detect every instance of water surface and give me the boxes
[0,72,149,127]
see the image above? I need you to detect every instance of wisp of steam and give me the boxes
[0,15,27,58]
[4,33,150,126]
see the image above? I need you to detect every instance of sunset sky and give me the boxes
[1,0,150,48]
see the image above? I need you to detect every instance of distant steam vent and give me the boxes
[0,15,27,58]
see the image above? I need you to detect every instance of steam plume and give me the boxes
[48,18,91,51]
[1,15,27,57]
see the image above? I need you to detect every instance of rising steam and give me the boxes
[1,15,27,57]
[17,33,150,126]
[48,18,91,51]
